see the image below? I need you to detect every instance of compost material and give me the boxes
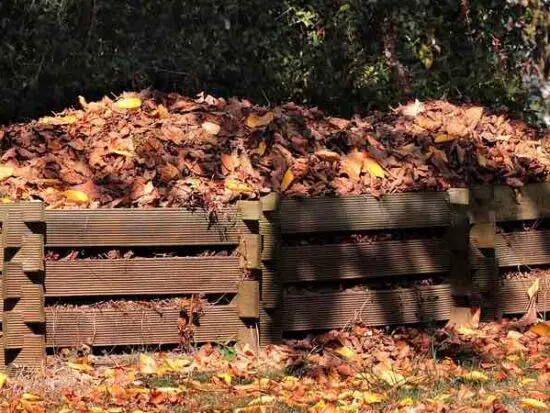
[1,92,549,210]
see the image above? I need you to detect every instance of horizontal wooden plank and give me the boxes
[496,230,550,267]
[44,257,241,297]
[280,239,450,283]
[44,208,247,247]
[493,183,550,222]
[45,305,240,347]
[281,285,452,331]
[279,192,451,234]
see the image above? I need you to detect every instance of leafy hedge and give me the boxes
[0,0,548,125]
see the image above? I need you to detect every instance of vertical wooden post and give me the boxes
[259,193,282,345]
[469,185,498,319]
[237,201,262,348]
[446,188,475,326]
[0,202,45,370]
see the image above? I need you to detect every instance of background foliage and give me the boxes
[0,0,548,125]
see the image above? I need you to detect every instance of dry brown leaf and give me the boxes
[256,141,267,156]
[280,168,295,192]
[328,117,350,129]
[428,146,449,163]
[415,115,441,131]
[434,134,456,143]
[465,106,484,127]
[246,112,274,128]
[446,119,469,137]
[221,153,240,175]
[315,149,341,163]
[340,150,365,182]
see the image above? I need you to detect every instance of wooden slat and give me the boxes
[46,305,240,347]
[496,230,550,267]
[44,257,241,297]
[44,208,246,247]
[280,239,451,282]
[279,192,451,234]
[492,183,550,222]
[281,285,452,331]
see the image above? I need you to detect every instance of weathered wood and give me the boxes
[44,208,247,247]
[280,239,451,282]
[496,230,550,267]
[240,234,262,270]
[238,281,260,319]
[492,183,550,222]
[238,201,262,221]
[45,305,240,347]
[279,192,451,234]
[281,285,453,331]
[44,257,241,297]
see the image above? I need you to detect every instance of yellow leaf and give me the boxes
[334,346,355,359]
[249,395,276,406]
[373,364,406,386]
[529,322,550,337]
[0,373,7,389]
[463,371,489,382]
[520,378,537,385]
[78,95,88,109]
[202,121,221,135]
[139,354,158,375]
[429,394,452,403]
[280,168,295,192]
[225,179,254,193]
[108,408,124,413]
[0,165,14,181]
[0,197,12,204]
[21,392,42,402]
[520,398,548,410]
[90,408,106,413]
[110,149,135,157]
[115,96,142,110]
[152,104,169,119]
[39,115,78,125]
[362,156,385,178]
[399,397,414,406]
[246,112,274,128]
[434,134,456,143]
[62,189,89,203]
[528,278,540,299]
[68,361,93,373]
[163,357,191,371]
[360,392,384,404]
[256,141,267,156]
[216,372,232,385]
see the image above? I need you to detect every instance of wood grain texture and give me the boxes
[279,192,451,234]
[44,257,241,297]
[46,305,240,347]
[44,208,247,247]
[280,239,451,282]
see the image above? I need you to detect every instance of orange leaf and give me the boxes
[362,157,385,178]
[429,146,448,163]
[465,106,484,126]
[446,119,469,137]
[246,112,274,128]
[529,322,550,337]
[280,168,295,192]
[221,153,240,175]
[340,150,365,182]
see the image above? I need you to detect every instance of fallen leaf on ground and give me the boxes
[115,96,142,110]
[520,398,548,410]
[246,112,274,128]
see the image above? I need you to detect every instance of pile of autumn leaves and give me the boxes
[1,320,550,412]
[0,92,548,210]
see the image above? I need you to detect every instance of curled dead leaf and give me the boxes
[201,121,221,135]
[280,168,295,192]
[315,149,341,163]
[246,112,274,128]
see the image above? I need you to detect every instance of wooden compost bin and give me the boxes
[2,184,550,369]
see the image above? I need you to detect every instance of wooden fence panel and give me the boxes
[44,208,247,247]
[46,305,240,348]
[279,192,451,234]
[44,257,241,296]
[280,239,451,282]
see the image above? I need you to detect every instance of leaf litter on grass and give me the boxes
[1,320,549,412]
